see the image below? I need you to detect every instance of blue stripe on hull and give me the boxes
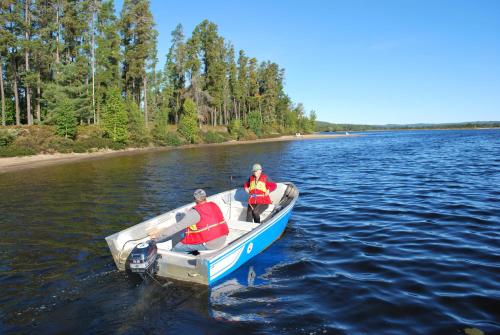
[207,208,293,285]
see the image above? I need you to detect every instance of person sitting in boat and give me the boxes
[244,163,277,223]
[172,189,229,252]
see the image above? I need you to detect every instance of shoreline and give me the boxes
[0,133,354,174]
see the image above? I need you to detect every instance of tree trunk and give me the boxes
[1,61,5,126]
[153,67,157,112]
[234,100,238,120]
[223,101,227,125]
[36,72,41,122]
[243,100,247,125]
[25,0,32,125]
[131,79,135,103]
[91,0,96,123]
[95,101,101,124]
[0,58,6,126]
[55,2,60,64]
[13,61,21,125]
[85,75,89,123]
[236,99,240,120]
[143,74,148,128]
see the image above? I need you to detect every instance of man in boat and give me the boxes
[172,189,229,252]
[244,163,277,223]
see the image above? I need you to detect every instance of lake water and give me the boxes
[1,129,499,334]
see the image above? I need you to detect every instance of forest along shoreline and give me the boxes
[0,134,355,174]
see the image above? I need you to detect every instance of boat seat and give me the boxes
[230,220,260,231]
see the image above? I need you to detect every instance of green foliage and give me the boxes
[0,129,18,146]
[4,99,15,125]
[76,125,105,139]
[160,131,183,146]
[101,87,128,143]
[72,137,112,152]
[227,119,241,138]
[308,111,317,133]
[152,105,169,142]
[0,126,56,155]
[202,130,228,143]
[247,111,262,136]
[178,98,198,143]
[240,129,257,141]
[43,62,90,135]
[54,98,77,138]
[2,7,328,154]
[96,0,121,104]
[120,0,157,102]
[125,98,148,145]
[0,145,36,157]
[152,106,184,147]
[43,136,75,153]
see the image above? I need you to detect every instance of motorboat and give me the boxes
[105,182,299,285]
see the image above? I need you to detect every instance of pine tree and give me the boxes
[192,20,226,126]
[237,50,248,124]
[178,97,198,143]
[96,0,121,124]
[43,62,89,130]
[54,97,77,138]
[248,110,262,136]
[165,23,186,124]
[185,29,211,127]
[22,0,34,125]
[227,44,239,121]
[101,86,128,142]
[60,0,88,64]
[151,102,169,143]
[120,0,157,127]
[125,97,147,144]
[0,1,14,126]
[4,1,23,125]
[247,57,260,123]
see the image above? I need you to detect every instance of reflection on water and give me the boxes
[1,130,500,334]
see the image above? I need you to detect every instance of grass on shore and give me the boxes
[0,125,288,157]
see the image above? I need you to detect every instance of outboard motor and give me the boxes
[128,240,158,275]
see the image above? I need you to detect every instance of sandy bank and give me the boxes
[0,133,355,174]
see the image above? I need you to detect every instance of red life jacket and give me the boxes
[247,174,273,205]
[182,201,229,245]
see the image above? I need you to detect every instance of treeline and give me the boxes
[0,0,316,147]
[316,121,500,132]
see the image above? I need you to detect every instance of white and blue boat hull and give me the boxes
[106,182,299,285]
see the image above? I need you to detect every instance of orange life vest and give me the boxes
[182,201,229,245]
[248,174,272,205]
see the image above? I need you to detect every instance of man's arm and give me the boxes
[177,209,201,230]
[267,179,277,193]
[156,209,201,239]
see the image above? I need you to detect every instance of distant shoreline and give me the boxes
[320,127,500,133]
[0,133,355,174]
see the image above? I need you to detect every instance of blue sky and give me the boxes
[115,0,500,124]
